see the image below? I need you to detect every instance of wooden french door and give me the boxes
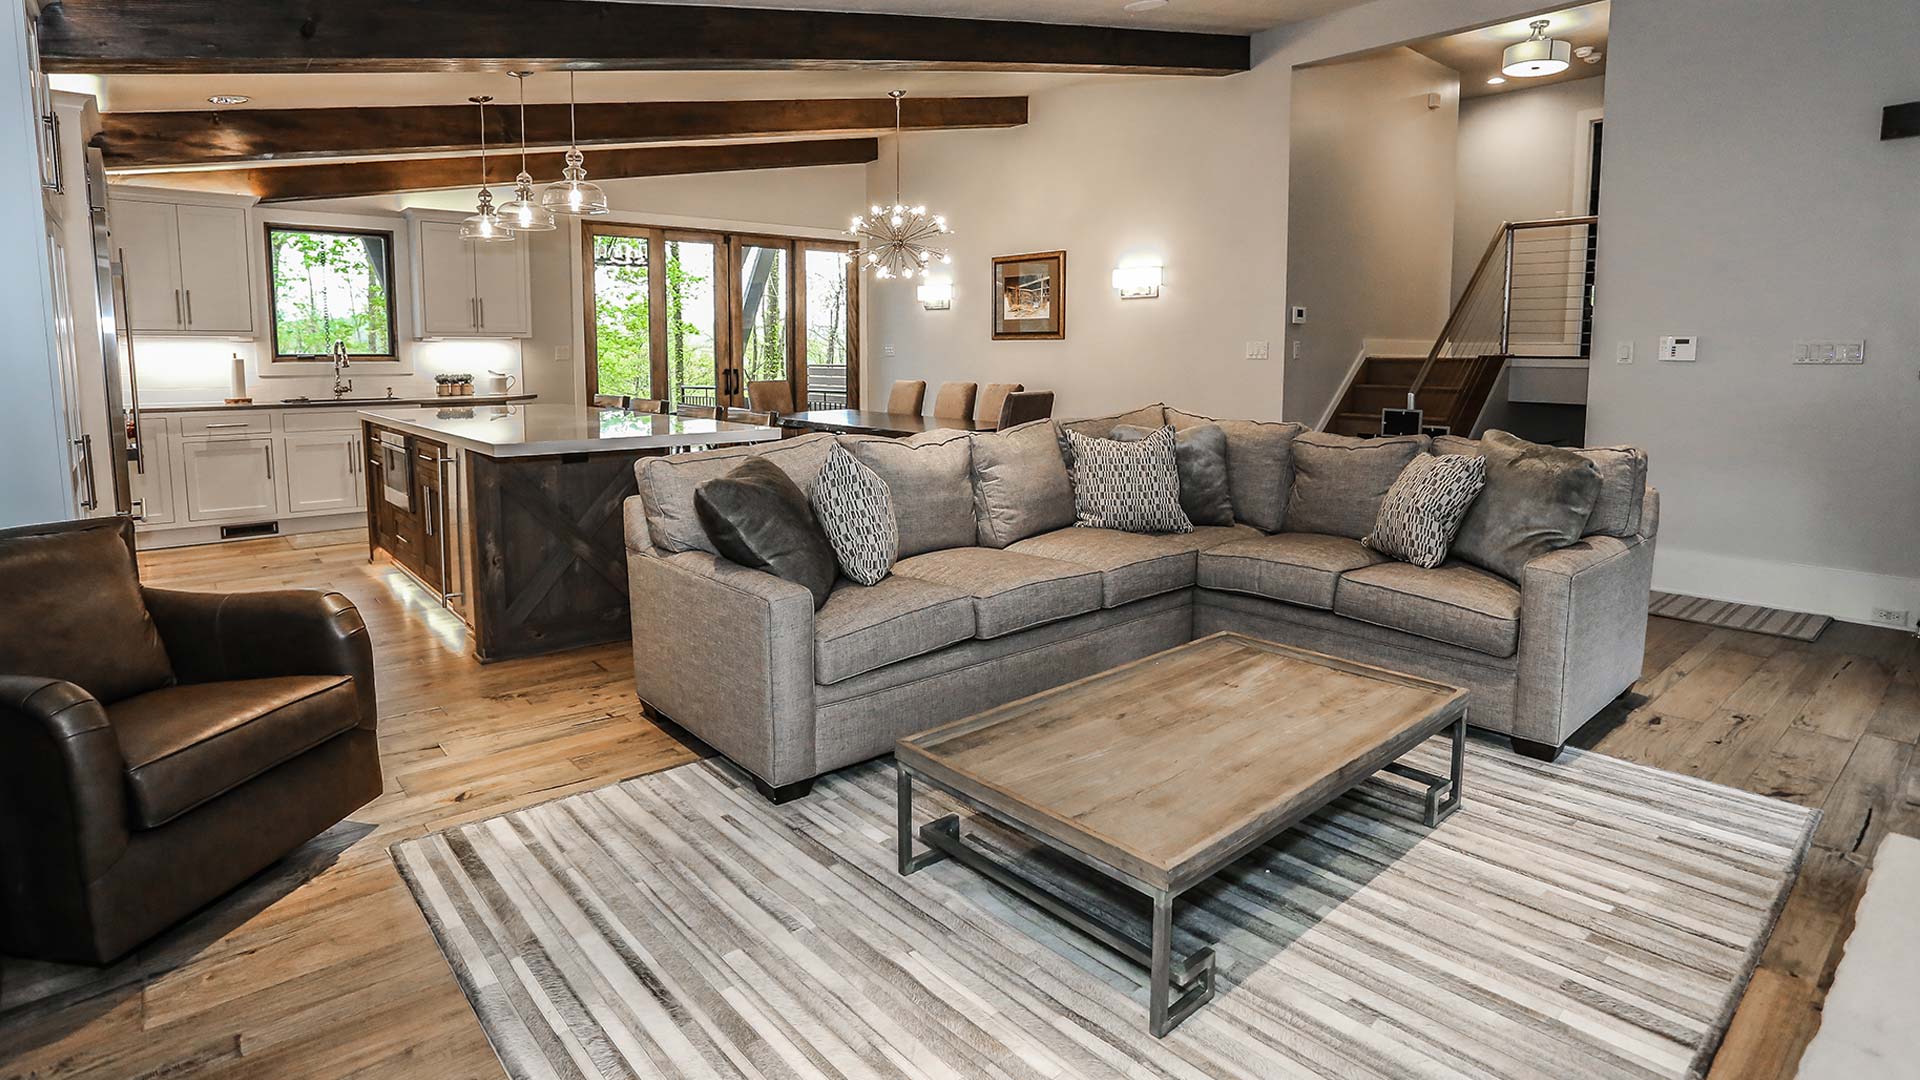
[583,223,729,409]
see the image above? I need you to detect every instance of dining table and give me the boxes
[775,409,998,437]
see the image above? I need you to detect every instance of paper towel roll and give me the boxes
[229,353,247,400]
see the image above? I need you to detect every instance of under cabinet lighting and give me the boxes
[1112,264,1163,299]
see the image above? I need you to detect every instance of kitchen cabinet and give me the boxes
[181,436,277,522]
[407,212,530,339]
[132,415,175,525]
[111,195,254,334]
[282,430,363,515]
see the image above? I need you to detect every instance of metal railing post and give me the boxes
[1499,226,1515,357]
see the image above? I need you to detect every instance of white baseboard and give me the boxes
[1653,546,1920,631]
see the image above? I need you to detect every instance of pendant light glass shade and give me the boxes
[460,96,515,243]
[540,73,608,216]
[1502,20,1572,77]
[498,72,556,232]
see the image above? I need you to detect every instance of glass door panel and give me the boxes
[588,230,653,399]
[801,246,853,409]
[661,236,722,411]
[735,241,791,407]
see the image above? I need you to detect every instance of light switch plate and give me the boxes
[1245,341,1270,360]
[1617,341,1634,364]
[1793,341,1865,365]
[883,344,897,357]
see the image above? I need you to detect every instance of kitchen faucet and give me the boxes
[331,341,353,398]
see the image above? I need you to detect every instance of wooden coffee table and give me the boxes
[894,632,1467,1037]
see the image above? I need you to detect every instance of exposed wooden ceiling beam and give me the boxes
[101,96,1027,169]
[38,0,1249,77]
[124,137,881,203]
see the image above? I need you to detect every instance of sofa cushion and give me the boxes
[109,675,359,828]
[810,445,897,586]
[1059,403,1167,441]
[838,431,975,558]
[1285,431,1430,540]
[1450,430,1601,582]
[1197,531,1388,610]
[970,419,1075,549]
[1166,409,1305,533]
[694,457,838,610]
[814,576,976,685]
[1430,435,1647,538]
[892,547,1103,639]
[637,432,836,555]
[1063,427,1193,535]
[1112,422,1234,527]
[1010,524,1256,608]
[1335,561,1522,658]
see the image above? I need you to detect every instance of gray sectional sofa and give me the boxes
[623,404,1657,801]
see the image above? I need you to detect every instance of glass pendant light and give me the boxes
[459,96,515,243]
[498,72,556,232]
[540,72,608,217]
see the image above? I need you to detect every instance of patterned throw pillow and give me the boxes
[810,445,897,586]
[1063,426,1193,535]
[1364,454,1488,568]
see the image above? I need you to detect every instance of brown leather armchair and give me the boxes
[0,517,381,965]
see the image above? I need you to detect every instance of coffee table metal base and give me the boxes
[895,715,1465,1037]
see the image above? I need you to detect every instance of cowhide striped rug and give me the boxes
[392,738,1814,1080]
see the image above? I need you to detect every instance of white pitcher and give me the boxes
[482,371,517,396]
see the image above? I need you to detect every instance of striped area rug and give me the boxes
[392,739,1815,1080]
[1650,591,1832,641]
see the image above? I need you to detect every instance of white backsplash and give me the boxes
[132,337,527,405]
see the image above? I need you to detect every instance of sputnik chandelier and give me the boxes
[849,90,951,280]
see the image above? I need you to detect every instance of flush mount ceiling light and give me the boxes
[206,94,249,105]
[540,71,609,217]
[1502,19,1571,78]
[498,72,556,233]
[849,90,952,281]
[459,96,515,243]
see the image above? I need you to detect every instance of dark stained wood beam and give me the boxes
[124,137,880,203]
[102,96,1026,168]
[39,0,1249,77]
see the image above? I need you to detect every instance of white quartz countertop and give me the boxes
[143,394,536,414]
[356,404,782,458]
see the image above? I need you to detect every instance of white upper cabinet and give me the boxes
[407,211,531,339]
[111,195,254,335]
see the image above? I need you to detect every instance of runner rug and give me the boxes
[392,739,1815,1080]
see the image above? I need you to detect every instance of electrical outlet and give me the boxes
[1870,607,1911,628]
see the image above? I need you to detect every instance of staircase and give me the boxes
[1323,214,1596,438]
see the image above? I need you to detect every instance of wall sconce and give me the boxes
[1111,263,1163,299]
[916,281,952,310]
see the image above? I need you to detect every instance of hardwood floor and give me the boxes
[1,532,1915,1079]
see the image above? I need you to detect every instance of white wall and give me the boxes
[1587,0,1920,626]
[1284,48,1459,424]
[1452,74,1604,302]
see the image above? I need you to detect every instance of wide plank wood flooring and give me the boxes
[2,531,1916,1079]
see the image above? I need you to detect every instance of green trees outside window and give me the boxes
[267,226,396,359]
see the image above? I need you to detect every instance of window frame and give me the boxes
[264,222,401,363]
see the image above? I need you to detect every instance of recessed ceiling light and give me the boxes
[1123,0,1169,12]
[207,94,249,105]
[1486,76,1507,85]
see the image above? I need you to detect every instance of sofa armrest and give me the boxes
[142,588,377,732]
[627,545,818,787]
[1515,533,1656,748]
[0,675,130,959]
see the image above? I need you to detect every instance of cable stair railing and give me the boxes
[1365,214,1597,438]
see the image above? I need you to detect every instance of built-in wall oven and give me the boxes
[377,431,412,510]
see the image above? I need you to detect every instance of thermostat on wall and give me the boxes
[1290,306,1307,325]
[1658,335,1698,362]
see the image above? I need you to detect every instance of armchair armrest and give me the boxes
[0,674,130,959]
[626,542,818,788]
[1515,533,1656,748]
[142,588,377,732]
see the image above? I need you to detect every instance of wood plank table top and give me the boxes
[896,632,1468,892]
[776,409,996,437]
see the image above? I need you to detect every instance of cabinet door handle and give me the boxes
[264,445,274,479]
[174,289,183,326]
[479,297,485,328]
[204,421,249,429]
[184,289,193,325]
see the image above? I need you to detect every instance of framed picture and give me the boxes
[990,250,1066,340]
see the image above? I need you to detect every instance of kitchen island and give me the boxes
[358,403,779,662]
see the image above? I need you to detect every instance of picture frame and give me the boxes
[990,250,1066,340]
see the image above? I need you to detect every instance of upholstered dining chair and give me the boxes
[626,398,668,414]
[727,408,775,426]
[0,516,381,965]
[676,403,720,420]
[997,390,1055,429]
[885,380,926,415]
[746,380,796,415]
[932,381,977,420]
[975,382,1023,425]
[591,393,628,408]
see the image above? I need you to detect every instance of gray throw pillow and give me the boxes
[1364,454,1488,568]
[840,431,975,557]
[811,445,897,586]
[970,419,1075,548]
[1166,408,1304,532]
[1111,422,1234,526]
[1450,430,1602,582]
[1059,403,1168,442]
[1284,431,1431,540]
[694,457,838,609]
[1064,427,1193,535]
[637,432,835,555]
[1429,434,1648,538]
